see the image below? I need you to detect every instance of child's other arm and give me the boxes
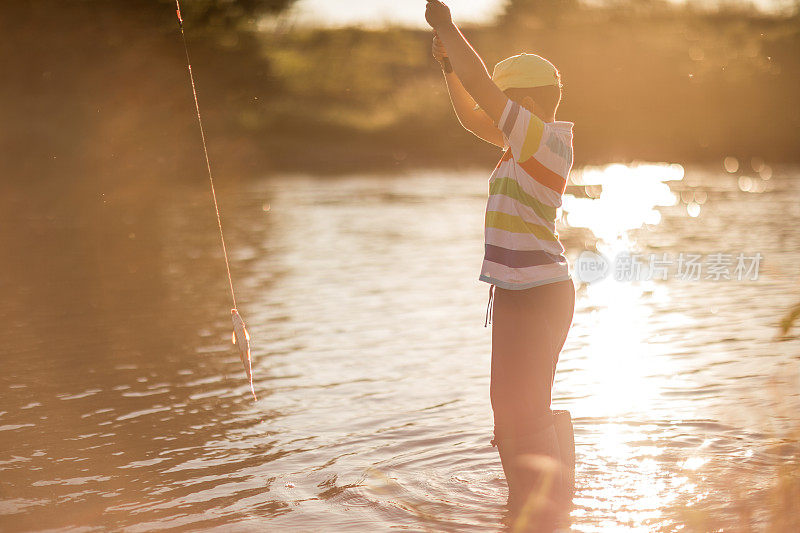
[425,1,508,126]
[433,35,503,147]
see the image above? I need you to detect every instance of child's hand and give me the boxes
[425,0,452,30]
[431,34,448,63]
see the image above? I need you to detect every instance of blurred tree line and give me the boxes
[1,0,799,186]
[166,0,296,26]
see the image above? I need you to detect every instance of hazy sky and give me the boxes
[288,0,792,27]
[288,0,506,27]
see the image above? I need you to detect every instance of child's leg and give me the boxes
[490,279,575,441]
[489,279,575,519]
[550,281,575,387]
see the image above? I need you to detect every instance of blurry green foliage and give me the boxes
[246,5,800,169]
[3,0,800,179]
[500,0,581,26]
[266,29,426,104]
[159,0,298,28]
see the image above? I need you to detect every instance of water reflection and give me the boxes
[565,162,682,250]
[559,162,799,530]
[1,164,799,531]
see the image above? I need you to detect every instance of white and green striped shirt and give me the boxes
[480,99,574,290]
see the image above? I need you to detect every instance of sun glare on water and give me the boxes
[554,162,722,529]
[565,163,682,249]
[560,162,688,420]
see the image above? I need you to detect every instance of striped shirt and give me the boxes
[479,99,574,290]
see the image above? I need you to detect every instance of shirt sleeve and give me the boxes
[497,99,546,163]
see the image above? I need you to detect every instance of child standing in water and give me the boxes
[424,1,576,527]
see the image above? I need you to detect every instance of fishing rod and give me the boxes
[174,0,257,401]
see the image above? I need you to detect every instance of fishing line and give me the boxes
[174,1,257,401]
[174,0,237,311]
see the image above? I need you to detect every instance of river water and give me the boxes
[1,163,799,532]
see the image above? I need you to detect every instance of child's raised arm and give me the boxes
[432,35,504,147]
[425,0,508,125]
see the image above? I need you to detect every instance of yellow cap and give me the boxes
[491,53,561,91]
[474,53,561,110]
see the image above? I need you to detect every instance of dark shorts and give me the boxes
[489,278,575,441]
